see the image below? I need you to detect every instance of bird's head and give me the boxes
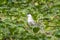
[27,14,32,17]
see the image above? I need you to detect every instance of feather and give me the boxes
[27,14,36,26]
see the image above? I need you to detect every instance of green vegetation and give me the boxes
[0,0,60,40]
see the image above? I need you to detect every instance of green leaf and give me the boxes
[33,27,40,33]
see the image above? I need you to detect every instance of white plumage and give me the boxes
[27,14,36,26]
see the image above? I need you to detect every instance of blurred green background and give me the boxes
[0,0,60,40]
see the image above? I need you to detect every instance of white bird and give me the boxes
[27,14,45,33]
[27,14,36,26]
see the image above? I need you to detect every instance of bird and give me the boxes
[27,14,45,33]
[27,14,36,26]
